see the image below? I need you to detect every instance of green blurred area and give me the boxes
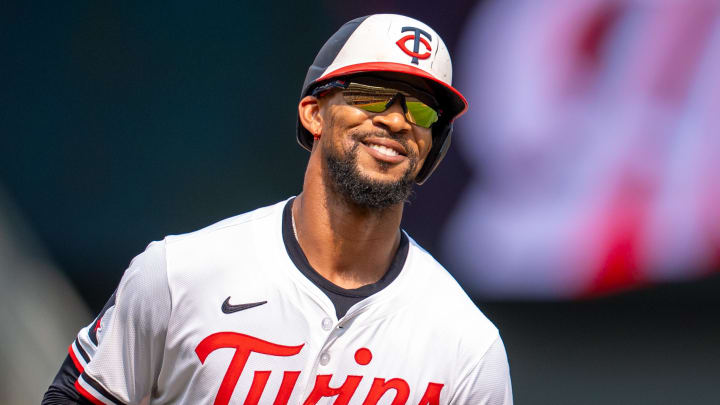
[2,2,335,305]
[1,1,472,307]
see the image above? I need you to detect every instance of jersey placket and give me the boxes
[299,303,372,401]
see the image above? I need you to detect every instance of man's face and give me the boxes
[317,84,434,209]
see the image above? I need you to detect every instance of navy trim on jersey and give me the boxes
[81,372,125,405]
[43,293,120,404]
[89,289,117,345]
[74,337,90,363]
[282,198,409,318]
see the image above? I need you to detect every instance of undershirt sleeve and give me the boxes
[44,240,171,405]
[42,356,93,404]
[450,335,514,405]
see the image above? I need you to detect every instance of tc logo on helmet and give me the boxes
[396,26,433,65]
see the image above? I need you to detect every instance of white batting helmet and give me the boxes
[297,14,468,184]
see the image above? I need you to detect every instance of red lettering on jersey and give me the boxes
[417,382,444,405]
[303,374,363,405]
[244,370,271,404]
[195,332,304,405]
[196,333,446,404]
[362,378,410,405]
[273,371,301,405]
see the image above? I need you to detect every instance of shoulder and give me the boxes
[109,239,171,325]
[164,198,288,249]
[158,198,291,287]
[402,236,512,401]
[403,234,500,356]
[119,239,169,300]
[160,199,289,266]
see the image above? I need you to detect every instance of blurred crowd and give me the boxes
[445,0,720,298]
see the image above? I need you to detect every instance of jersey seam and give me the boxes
[80,371,127,405]
[155,238,173,400]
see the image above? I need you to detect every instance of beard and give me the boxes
[323,131,418,210]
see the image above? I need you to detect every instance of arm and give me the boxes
[42,241,171,404]
[451,336,513,405]
[42,356,94,404]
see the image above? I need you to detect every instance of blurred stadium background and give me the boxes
[2,1,718,403]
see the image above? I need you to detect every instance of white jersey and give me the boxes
[68,199,512,404]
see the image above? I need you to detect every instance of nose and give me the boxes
[372,98,412,133]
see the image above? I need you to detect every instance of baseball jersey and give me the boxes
[56,198,512,404]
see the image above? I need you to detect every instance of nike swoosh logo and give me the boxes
[221,297,267,314]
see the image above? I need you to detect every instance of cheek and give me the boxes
[323,106,364,132]
[323,106,368,143]
[415,129,433,160]
[331,106,368,127]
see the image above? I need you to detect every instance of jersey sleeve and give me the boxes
[451,335,514,405]
[46,240,171,405]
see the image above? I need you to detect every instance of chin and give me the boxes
[361,166,409,183]
[324,145,417,210]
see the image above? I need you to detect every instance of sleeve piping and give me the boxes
[75,373,126,405]
[68,343,85,373]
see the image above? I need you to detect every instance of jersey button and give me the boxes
[319,352,331,366]
[321,317,333,331]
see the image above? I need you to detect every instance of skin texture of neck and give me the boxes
[292,151,402,290]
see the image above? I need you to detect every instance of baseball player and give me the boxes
[43,14,513,404]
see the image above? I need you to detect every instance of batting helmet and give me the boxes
[297,14,468,185]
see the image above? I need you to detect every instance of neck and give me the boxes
[293,155,404,289]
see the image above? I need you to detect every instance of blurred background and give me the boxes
[2,1,718,404]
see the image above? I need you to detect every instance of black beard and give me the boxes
[324,133,417,210]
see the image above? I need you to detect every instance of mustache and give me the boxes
[350,130,416,158]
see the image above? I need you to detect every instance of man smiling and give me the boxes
[44,14,513,404]
[310,78,433,211]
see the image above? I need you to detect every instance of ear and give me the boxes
[298,96,323,143]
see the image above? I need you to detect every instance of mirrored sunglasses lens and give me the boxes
[343,83,439,128]
[343,84,395,112]
[352,99,392,113]
[405,101,438,128]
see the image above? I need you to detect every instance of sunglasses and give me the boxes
[311,79,441,129]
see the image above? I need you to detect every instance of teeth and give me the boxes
[368,143,399,157]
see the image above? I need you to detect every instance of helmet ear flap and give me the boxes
[415,123,452,185]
